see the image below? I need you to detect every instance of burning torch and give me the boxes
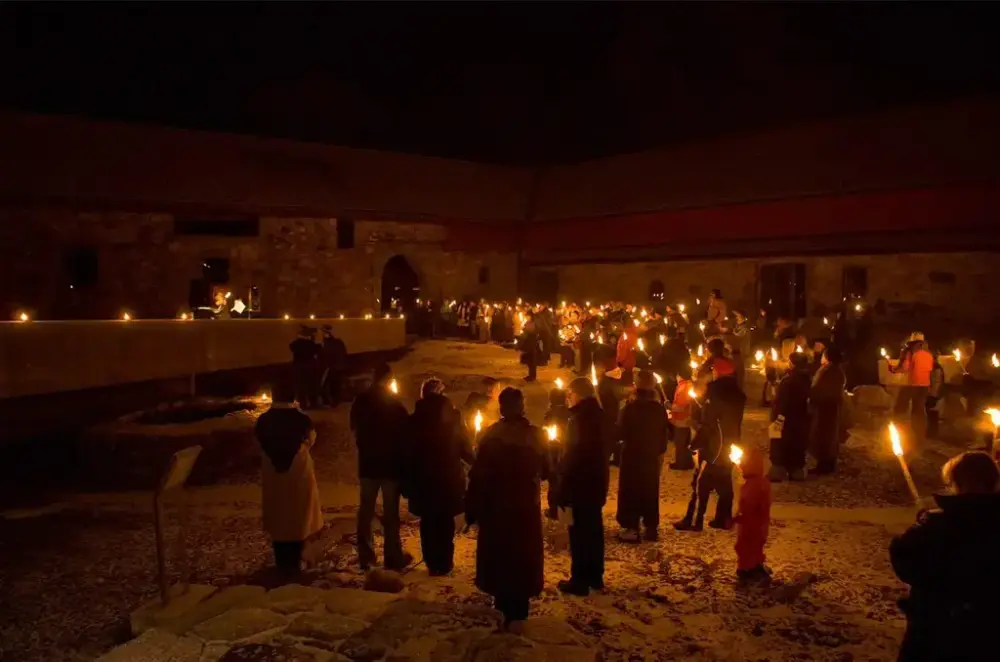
[888,422,920,505]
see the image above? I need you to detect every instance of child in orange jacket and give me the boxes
[733,446,772,582]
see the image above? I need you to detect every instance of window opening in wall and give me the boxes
[648,280,665,301]
[759,263,806,320]
[478,266,490,285]
[337,218,356,249]
[174,218,259,237]
[842,266,868,299]
[928,271,957,286]
[63,247,99,287]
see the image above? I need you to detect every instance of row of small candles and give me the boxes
[13,311,406,322]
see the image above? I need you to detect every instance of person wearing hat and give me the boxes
[320,324,348,407]
[289,326,322,409]
[891,332,934,444]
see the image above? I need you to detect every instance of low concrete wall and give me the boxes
[0,317,405,399]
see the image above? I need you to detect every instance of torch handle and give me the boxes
[897,455,921,506]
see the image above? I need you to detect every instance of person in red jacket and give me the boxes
[733,445,772,582]
[616,325,638,385]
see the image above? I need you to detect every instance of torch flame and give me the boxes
[855,303,862,312]
[754,349,764,362]
[678,303,686,313]
[546,425,558,442]
[653,372,663,384]
[687,387,698,400]
[554,378,564,390]
[729,444,744,465]
[993,353,999,368]
[796,345,804,353]
[697,344,704,357]
[388,379,399,394]
[823,317,829,326]
[637,338,645,352]
[770,348,778,361]
[474,410,483,433]
[633,319,640,328]
[597,334,604,344]
[283,314,290,320]
[259,391,271,403]
[953,348,962,362]
[179,312,190,321]
[659,334,666,345]
[888,422,903,457]
[880,347,888,358]
[699,321,705,332]
[590,363,598,387]
[17,311,29,322]
[689,359,699,371]
[985,408,1000,428]
[121,312,131,321]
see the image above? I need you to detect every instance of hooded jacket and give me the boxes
[734,446,771,571]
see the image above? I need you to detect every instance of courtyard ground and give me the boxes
[0,340,969,661]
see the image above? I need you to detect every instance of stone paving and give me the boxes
[99,584,596,662]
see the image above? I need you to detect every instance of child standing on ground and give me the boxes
[733,446,772,582]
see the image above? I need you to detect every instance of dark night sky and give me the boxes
[1,3,997,165]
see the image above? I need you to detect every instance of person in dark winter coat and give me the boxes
[616,371,669,542]
[769,353,812,482]
[552,377,610,596]
[521,316,540,382]
[349,364,412,571]
[289,326,322,409]
[405,378,475,575]
[675,368,746,531]
[890,451,1000,662]
[597,365,624,466]
[320,325,348,406]
[466,388,549,632]
[543,387,572,518]
[809,346,847,475]
[656,326,690,402]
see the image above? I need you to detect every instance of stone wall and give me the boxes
[529,251,1000,336]
[0,209,519,321]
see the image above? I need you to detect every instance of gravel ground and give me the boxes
[0,340,960,661]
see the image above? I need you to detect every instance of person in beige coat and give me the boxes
[255,382,324,574]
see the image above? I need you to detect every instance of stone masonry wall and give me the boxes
[531,251,1000,336]
[0,209,518,321]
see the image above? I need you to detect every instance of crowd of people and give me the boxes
[254,291,1000,656]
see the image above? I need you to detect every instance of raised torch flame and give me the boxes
[985,408,1000,429]
[388,379,399,394]
[474,410,483,433]
[18,312,29,322]
[823,317,829,326]
[993,354,999,368]
[699,321,705,332]
[880,347,888,358]
[697,344,704,357]
[633,319,640,328]
[729,444,744,465]
[555,378,564,390]
[546,425,558,442]
[796,345,804,353]
[754,349,764,362]
[654,372,663,384]
[678,303,685,313]
[590,363,598,387]
[637,338,645,352]
[770,348,778,361]
[953,348,962,362]
[888,422,903,457]
[659,334,666,345]
[689,359,699,371]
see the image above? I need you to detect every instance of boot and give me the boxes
[767,465,787,483]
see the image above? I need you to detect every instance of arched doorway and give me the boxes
[380,255,420,317]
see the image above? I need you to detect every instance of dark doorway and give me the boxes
[381,255,420,318]
[759,263,806,320]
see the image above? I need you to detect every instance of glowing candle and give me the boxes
[179,312,190,321]
[121,312,132,321]
[339,314,345,319]
[729,444,744,465]
[590,363,598,387]
[309,314,316,320]
[17,312,29,322]
[585,301,591,307]
[696,298,700,305]
[388,379,399,394]
[283,314,290,320]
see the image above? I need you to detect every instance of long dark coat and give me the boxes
[693,376,747,465]
[552,397,610,509]
[890,492,1000,661]
[404,393,474,518]
[465,416,549,599]
[597,375,623,453]
[772,370,811,444]
[809,363,846,463]
[616,390,668,524]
